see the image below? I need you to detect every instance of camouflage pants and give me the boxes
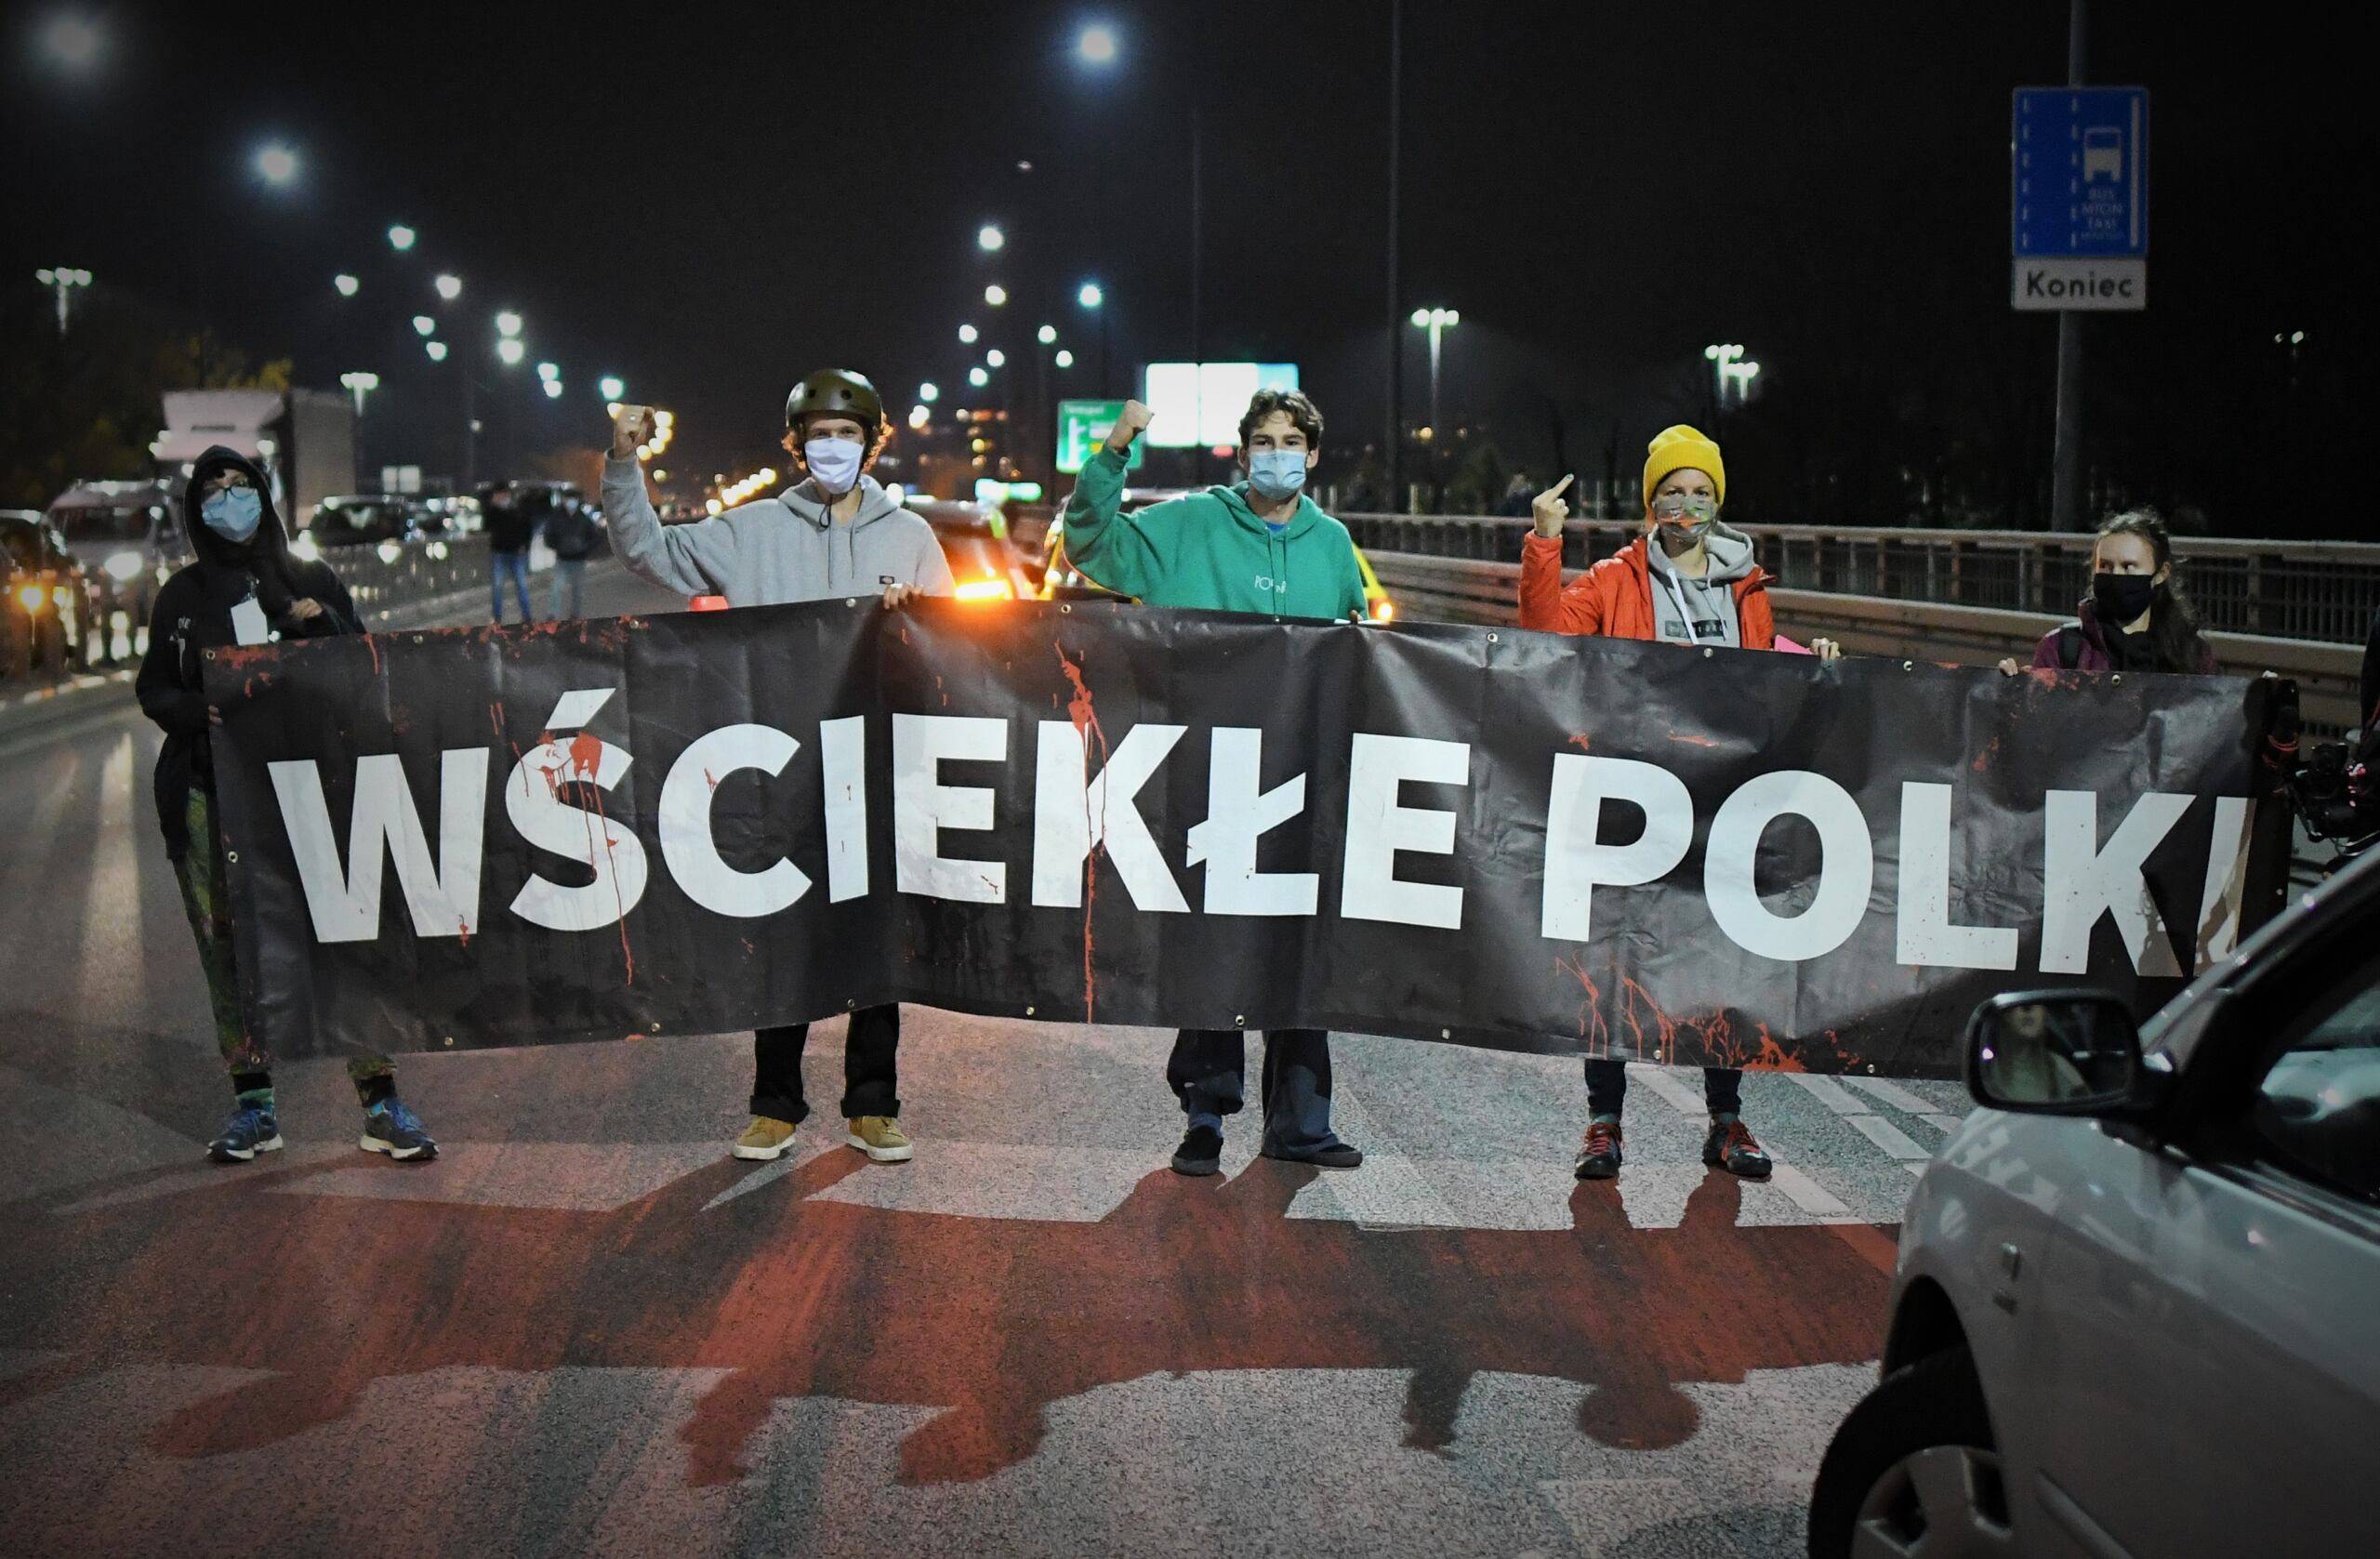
[176,789,393,1102]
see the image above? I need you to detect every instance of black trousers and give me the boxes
[751,1004,901,1124]
[1585,1058,1742,1117]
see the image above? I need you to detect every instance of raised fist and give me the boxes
[1104,399,1154,454]
[1530,474,1575,538]
[611,403,655,459]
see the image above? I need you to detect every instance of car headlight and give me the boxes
[103,549,144,582]
[377,540,403,564]
[16,584,46,614]
[290,531,322,562]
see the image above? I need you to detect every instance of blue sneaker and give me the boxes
[207,1103,283,1164]
[359,1098,437,1161]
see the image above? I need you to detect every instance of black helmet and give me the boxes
[786,369,885,437]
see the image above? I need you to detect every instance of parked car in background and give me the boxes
[1808,852,2380,1559]
[308,493,430,550]
[2,509,97,678]
[46,477,184,661]
[908,496,1037,601]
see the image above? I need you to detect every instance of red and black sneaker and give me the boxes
[1702,1116,1772,1179]
[1574,1119,1623,1180]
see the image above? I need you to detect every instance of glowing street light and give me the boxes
[34,267,92,335]
[495,310,522,338]
[434,273,462,300]
[1078,282,1104,310]
[543,379,564,400]
[1078,23,1118,65]
[1037,324,1057,345]
[425,340,449,362]
[253,143,298,186]
[338,371,380,416]
[387,224,416,252]
[333,273,360,297]
[977,223,1005,252]
[918,381,940,403]
[599,375,626,400]
[412,314,436,337]
[536,361,560,381]
[41,15,104,71]
[1054,349,1075,368]
[985,349,1006,368]
[496,337,525,366]
[958,323,978,344]
[984,284,1008,307]
[969,366,989,388]
[1408,308,1461,449]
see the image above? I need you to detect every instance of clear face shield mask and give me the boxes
[1649,490,1717,553]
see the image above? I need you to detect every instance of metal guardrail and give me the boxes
[1364,550,2366,733]
[1339,514,2380,649]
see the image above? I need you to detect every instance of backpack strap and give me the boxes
[2056,622,2084,669]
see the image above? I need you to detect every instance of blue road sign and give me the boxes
[2012,87,2149,258]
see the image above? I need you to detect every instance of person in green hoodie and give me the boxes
[1060,388,1368,1177]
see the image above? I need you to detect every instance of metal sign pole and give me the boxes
[2049,0,2089,533]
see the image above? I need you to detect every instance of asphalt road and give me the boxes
[0,561,1969,1558]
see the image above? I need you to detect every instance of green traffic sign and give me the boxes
[1055,399,1144,474]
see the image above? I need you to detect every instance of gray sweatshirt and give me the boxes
[1644,521,1758,648]
[601,455,955,607]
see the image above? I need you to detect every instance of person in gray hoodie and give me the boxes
[602,369,954,1168]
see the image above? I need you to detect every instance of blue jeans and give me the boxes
[1167,1027,1342,1156]
[549,557,586,620]
[490,550,532,623]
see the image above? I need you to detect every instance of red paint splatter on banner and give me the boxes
[1665,733,1721,749]
[705,769,719,791]
[363,635,381,676]
[1556,956,1851,1073]
[1056,642,1108,1024]
[534,731,639,985]
[457,920,472,949]
[1970,735,2003,773]
[210,643,278,670]
[488,703,505,741]
[567,730,603,781]
[1567,732,1593,753]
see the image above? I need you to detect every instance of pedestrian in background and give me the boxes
[1497,472,1537,517]
[540,494,600,619]
[137,446,436,1165]
[482,483,535,624]
[1521,424,1840,1183]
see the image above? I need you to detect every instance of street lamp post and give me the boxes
[34,268,91,335]
[1410,308,1460,442]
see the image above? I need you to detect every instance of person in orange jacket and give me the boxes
[1519,425,1838,1182]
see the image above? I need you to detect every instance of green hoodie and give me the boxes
[1059,446,1368,620]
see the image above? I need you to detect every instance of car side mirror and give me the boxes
[1964,989,2146,1115]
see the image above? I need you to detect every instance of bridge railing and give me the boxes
[1335,514,2380,648]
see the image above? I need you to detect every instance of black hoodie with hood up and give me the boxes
[136,445,361,858]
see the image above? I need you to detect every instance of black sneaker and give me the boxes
[1574,1119,1622,1180]
[1170,1124,1223,1177]
[1702,1116,1772,1179]
[360,1098,438,1161]
[1261,1141,1365,1169]
[207,1103,283,1164]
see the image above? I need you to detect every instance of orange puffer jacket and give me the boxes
[1517,530,1776,648]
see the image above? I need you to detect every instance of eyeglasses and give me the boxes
[207,472,255,491]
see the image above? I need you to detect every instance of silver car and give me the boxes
[1810,851,2380,1558]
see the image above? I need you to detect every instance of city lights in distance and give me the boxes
[969,366,989,387]
[977,224,1005,252]
[918,381,940,403]
[1055,350,1075,368]
[1078,23,1118,64]
[958,324,978,344]
[543,379,564,399]
[599,375,626,400]
[536,361,559,381]
[434,273,462,300]
[334,273,360,297]
[425,340,448,362]
[1078,282,1104,309]
[496,338,525,365]
[495,310,522,337]
[42,15,104,70]
[412,315,436,337]
[985,349,1006,368]
[984,284,1008,307]
[1037,324,1057,344]
[387,225,416,252]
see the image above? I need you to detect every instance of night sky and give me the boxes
[6,0,2370,512]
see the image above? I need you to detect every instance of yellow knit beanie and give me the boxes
[1642,424,1726,510]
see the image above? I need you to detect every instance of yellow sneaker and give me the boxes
[845,1116,914,1163]
[731,1116,797,1161]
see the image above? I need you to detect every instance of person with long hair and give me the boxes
[2001,509,2218,675]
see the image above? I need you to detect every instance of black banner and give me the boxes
[207,600,2287,1077]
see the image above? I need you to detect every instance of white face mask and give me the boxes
[803,437,864,495]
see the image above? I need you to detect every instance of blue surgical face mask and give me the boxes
[1246,448,1309,503]
[201,485,263,542]
[803,437,865,495]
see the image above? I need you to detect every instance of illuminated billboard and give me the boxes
[1141,362,1300,448]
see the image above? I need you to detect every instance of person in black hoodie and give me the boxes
[482,482,536,623]
[138,446,439,1165]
